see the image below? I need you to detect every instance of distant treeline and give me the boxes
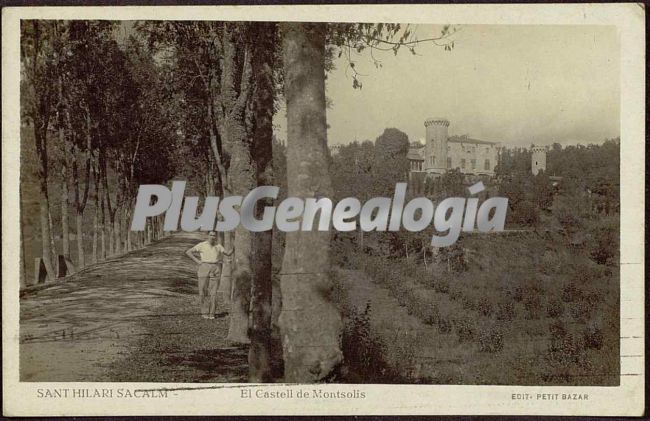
[497,139,620,189]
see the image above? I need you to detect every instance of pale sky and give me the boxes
[119,22,619,148]
[309,24,620,148]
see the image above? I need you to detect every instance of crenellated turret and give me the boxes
[424,118,449,174]
[531,145,547,175]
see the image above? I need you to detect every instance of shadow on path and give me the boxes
[20,233,247,382]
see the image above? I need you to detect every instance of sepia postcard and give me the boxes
[2,3,645,416]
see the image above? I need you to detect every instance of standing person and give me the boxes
[185,231,233,319]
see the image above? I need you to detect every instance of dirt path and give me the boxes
[20,233,247,382]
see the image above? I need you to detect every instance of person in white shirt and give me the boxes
[185,231,233,319]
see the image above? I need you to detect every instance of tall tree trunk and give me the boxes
[73,114,92,268]
[35,127,55,282]
[126,205,132,251]
[60,152,70,260]
[48,202,57,276]
[92,168,99,263]
[107,214,115,255]
[92,205,98,263]
[38,175,55,283]
[219,231,233,307]
[58,73,70,262]
[114,201,122,254]
[145,218,151,245]
[100,191,106,260]
[20,185,27,288]
[28,21,55,283]
[218,24,255,345]
[74,210,84,268]
[100,151,114,256]
[278,22,343,382]
[248,22,277,382]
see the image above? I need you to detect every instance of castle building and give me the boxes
[531,145,547,175]
[408,118,500,176]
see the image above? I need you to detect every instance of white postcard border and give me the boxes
[2,3,644,416]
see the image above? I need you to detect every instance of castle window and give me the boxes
[431,156,436,166]
[460,159,466,169]
[471,159,476,170]
[485,159,491,170]
[447,157,452,168]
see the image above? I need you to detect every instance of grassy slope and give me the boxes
[340,228,619,385]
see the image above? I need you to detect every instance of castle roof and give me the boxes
[448,135,498,146]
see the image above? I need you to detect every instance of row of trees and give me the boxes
[21,21,177,283]
[20,21,456,382]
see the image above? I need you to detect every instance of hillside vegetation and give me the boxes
[329,130,619,385]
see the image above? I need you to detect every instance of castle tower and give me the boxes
[531,145,547,175]
[424,118,449,174]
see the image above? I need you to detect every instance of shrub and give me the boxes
[584,291,602,307]
[496,301,515,321]
[434,278,450,294]
[510,200,540,227]
[561,282,582,303]
[590,226,618,266]
[523,293,542,320]
[410,293,439,326]
[478,327,504,353]
[549,319,567,341]
[543,333,592,383]
[554,197,585,235]
[436,241,467,272]
[390,333,419,379]
[569,299,596,322]
[449,285,463,301]
[571,263,604,285]
[454,317,476,342]
[437,316,452,334]
[478,297,493,317]
[539,250,561,275]
[422,304,440,325]
[548,334,579,363]
[341,303,403,383]
[462,296,476,311]
[511,286,524,302]
[392,282,412,307]
[546,297,564,318]
[582,325,604,350]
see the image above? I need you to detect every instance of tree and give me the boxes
[62,21,119,265]
[277,23,455,380]
[532,171,554,210]
[248,22,279,382]
[278,22,344,382]
[21,21,58,282]
[372,128,410,196]
[138,22,263,346]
